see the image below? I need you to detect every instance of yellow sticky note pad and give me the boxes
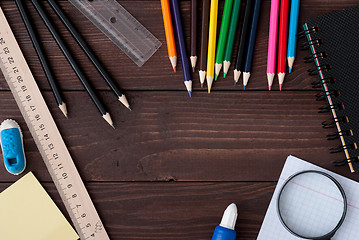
[0,172,79,240]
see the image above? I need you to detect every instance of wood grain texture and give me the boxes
[0,90,357,182]
[0,1,359,239]
[0,181,275,240]
[0,0,357,91]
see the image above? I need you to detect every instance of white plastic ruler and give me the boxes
[0,7,109,240]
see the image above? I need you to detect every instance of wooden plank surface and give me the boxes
[0,0,358,239]
[0,181,275,240]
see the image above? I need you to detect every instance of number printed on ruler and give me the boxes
[0,8,109,240]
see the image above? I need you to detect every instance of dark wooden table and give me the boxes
[0,0,358,239]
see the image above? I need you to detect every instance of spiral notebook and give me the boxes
[257,155,359,239]
[302,5,359,173]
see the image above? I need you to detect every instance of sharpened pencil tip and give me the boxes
[279,84,283,91]
[208,88,211,94]
[128,106,132,112]
[234,80,237,87]
[112,124,115,129]
[223,72,226,78]
[103,112,114,128]
[243,85,246,90]
[215,74,218,81]
[173,66,176,72]
[288,67,292,73]
[188,90,192,97]
[59,103,68,118]
[192,67,195,72]
[201,83,203,88]
[268,85,272,91]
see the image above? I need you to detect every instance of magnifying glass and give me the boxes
[277,170,347,239]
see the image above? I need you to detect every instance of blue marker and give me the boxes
[212,203,238,240]
[287,0,300,73]
[0,119,26,175]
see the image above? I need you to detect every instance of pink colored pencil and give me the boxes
[266,0,279,91]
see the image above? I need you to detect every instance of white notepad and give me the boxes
[257,155,359,240]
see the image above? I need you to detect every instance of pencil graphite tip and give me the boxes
[192,67,195,73]
[118,95,130,110]
[170,56,177,72]
[208,88,211,94]
[223,72,226,78]
[223,61,231,77]
[111,124,115,129]
[268,85,272,91]
[279,84,283,91]
[184,80,192,97]
[234,80,237,87]
[59,102,68,118]
[215,74,218,81]
[243,85,246,90]
[287,57,295,73]
[103,112,114,128]
[201,83,203,88]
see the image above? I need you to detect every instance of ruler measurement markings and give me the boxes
[0,9,109,240]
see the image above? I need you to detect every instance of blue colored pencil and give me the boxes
[242,0,262,89]
[287,0,300,73]
[170,0,192,97]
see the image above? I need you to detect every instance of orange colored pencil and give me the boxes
[160,0,177,72]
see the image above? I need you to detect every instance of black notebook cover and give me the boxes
[303,5,359,172]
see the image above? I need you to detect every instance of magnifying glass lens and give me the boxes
[278,172,346,239]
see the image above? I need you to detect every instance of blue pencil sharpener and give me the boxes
[0,119,26,175]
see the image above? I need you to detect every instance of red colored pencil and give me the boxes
[277,0,289,91]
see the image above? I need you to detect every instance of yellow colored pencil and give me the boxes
[206,0,219,93]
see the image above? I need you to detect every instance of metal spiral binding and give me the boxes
[333,157,359,167]
[330,143,357,153]
[304,51,327,63]
[315,89,340,101]
[322,116,349,129]
[308,64,331,75]
[302,26,358,170]
[312,77,335,88]
[327,129,353,140]
[300,38,322,49]
[318,103,344,113]
[297,25,319,38]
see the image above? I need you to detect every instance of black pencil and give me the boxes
[15,0,67,118]
[30,0,114,127]
[234,0,253,85]
[47,0,130,111]
[198,0,210,87]
[190,0,197,72]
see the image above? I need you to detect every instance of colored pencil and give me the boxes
[199,0,210,88]
[160,0,177,72]
[190,0,197,72]
[277,0,289,91]
[223,0,242,78]
[266,0,280,90]
[234,0,254,84]
[215,0,233,80]
[15,0,67,118]
[287,0,300,73]
[242,0,262,89]
[170,0,192,97]
[48,0,130,110]
[206,0,219,93]
[30,0,114,127]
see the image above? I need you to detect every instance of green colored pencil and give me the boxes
[223,0,241,78]
[215,0,233,80]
